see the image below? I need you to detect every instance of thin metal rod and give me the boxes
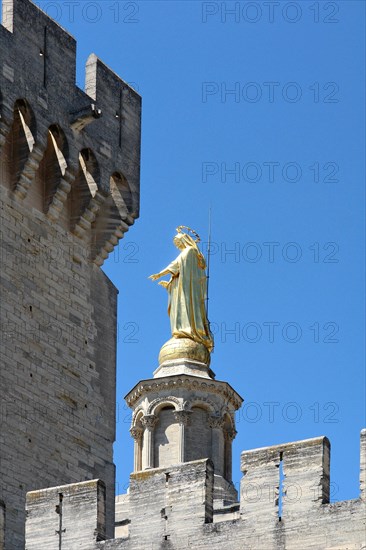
[206,205,212,317]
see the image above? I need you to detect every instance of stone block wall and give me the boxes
[360,428,366,500]
[153,407,180,468]
[111,433,364,549]
[26,479,106,549]
[22,433,366,549]
[0,0,141,547]
[0,501,5,550]
[127,459,214,548]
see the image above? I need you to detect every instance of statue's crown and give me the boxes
[176,225,200,243]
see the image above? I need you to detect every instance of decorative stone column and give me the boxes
[174,410,192,463]
[224,429,237,482]
[141,415,158,469]
[130,427,143,472]
[209,416,225,477]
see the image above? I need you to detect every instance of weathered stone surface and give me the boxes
[0,182,119,546]
[127,459,214,548]
[0,501,5,550]
[2,2,365,550]
[0,0,141,547]
[360,428,366,500]
[25,433,365,549]
[125,371,242,504]
[0,0,141,263]
[25,479,106,549]
[115,494,130,540]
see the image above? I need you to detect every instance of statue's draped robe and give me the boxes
[164,247,214,352]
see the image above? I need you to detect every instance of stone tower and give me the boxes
[125,337,243,508]
[0,0,141,547]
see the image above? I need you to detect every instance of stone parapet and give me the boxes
[24,433,366,549]
[26,479,106,549]
[0,0,141,265]
[360,428,366,499]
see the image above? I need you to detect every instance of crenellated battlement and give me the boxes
[240,436,331,523]
[0,0,141,265]
[22,431,366,549]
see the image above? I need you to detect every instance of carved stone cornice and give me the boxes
[125,375,243,412]
[173,410,192,426]
[141,414,158,430]
[130,427,143,441]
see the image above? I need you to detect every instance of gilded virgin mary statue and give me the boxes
[149,226,214,355]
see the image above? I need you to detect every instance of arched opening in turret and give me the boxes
[110,172,133,218]
[1,99,36,191]
[186,406,212,463]
[154,405,178,468]
[27,124,69,215]
[68,148,99,232]
[42,125,68,211]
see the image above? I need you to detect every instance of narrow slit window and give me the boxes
[278,451,284,521]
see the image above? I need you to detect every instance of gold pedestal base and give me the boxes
[158,337,210,367]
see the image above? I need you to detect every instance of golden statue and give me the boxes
[149,226,214,354]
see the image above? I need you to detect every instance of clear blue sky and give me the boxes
[40,0,365,502]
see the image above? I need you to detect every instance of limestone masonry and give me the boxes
[0,1,365,549]
[0,0,140,546]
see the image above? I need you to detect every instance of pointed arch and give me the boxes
[110,171,133,218]
[1,99,37,191]
[68,148,100,232]
[39,124,69,213]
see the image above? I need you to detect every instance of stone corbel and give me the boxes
[70,103,102,132]
[14,144,45,200]
[72,191,106,240]
[46,169,76,222]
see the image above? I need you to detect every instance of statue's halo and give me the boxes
[176,225,200,243]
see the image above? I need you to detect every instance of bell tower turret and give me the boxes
[125,338,243,506]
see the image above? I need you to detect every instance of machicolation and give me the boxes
[0,0,140,546]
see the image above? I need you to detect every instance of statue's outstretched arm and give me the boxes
[148,268,171,281]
